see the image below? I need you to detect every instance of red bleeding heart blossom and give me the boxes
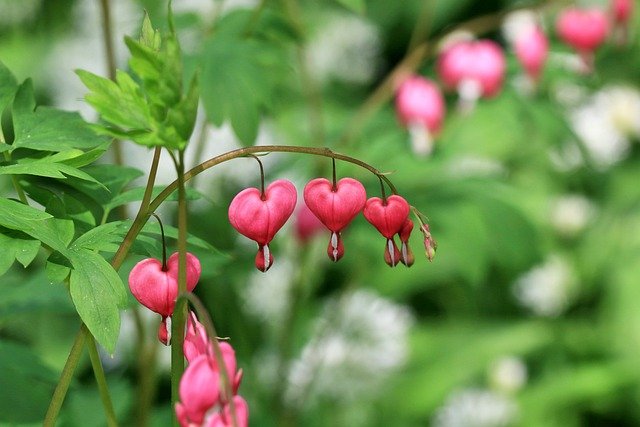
[398,218,415,267]
[556,8,609,67]
[303,177,367,261]
[128,252,202,318]
[176,312,247,427]
[514,26,548,81]
[228,179,297,272]
[437,39,506,99]
[363,195,410,267]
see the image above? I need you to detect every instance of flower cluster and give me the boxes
[128,252,202,344]
[176,312,248,427]
[394,0,633,152]
[228,175,425,271]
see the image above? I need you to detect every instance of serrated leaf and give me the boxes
[142,221,218,252]
[77,69,152,132]
[0,232,41,275]
[106,185,202,210]
[0,340,58,423]
[0,198,71,254]
[69,250,126,352]
[11,80,106,152]
[0,60,18,115]
[201,36,277,145]
[71,221,132,253]
[0,158,107,188]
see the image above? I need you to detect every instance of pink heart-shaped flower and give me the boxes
[228,179,297,246]
[303,178,366,232]
[556,8,609,53]
[363,195,410,239]
[128,252,202,318]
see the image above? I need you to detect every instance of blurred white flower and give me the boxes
[306,13,381,84]
[285,289,413,405]
[446,156,506,178]
[433,388,518,427]
[0,0,41,26]
[568,85,640,168]
[488,356,528,394]
[46,0,140,117]
[100,308,171,372]
[513,255,575,317]
[551,194,596,237]
[242,259,294,326]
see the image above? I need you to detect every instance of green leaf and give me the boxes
[0,198,71,254]
[0,231,40,275]
[0,157,107,187]
[77,69,152,132]
[106,184,202,210]
[71,221,132,253]
[11,80,107,152]
[201,30,288,145]
[0,60,18,116]
[142,221,218,251]
[334,0,366,13]
[68,249,125,353]
[0,340,59,423]
[0,271,74,320]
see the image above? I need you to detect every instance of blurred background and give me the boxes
[2,0,640,426]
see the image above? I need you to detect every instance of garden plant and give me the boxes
[2,0,640,426]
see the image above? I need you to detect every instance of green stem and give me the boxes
[43,324,87,427]
[87,334,119,427]
[98,0,125,170]
[45,147,163,425]
[170,149,188,423]
[147,145,398,215]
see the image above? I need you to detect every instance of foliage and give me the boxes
[1,0,640,426]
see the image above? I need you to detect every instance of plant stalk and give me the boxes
[43,324,87,427]
[87,334,119,427]
[170,149,189,423]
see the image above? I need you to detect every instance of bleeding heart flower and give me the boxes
[514,26,548,81]
[228,179,297,272]
[206,396,249,427]
[128,252,202,318]
[611,0,633,44]
[158,316,171,345]
[363,195,410,267]
[612,0,633,23]
[556,8,609,62]
[398,218,415,267]
[176,355,222,426]
[303,177,367,261]
[395,75,446,155]
[184,311,212,362]
[437,39,506,105]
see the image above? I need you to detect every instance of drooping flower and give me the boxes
[363,195,410,267]
[303,177,367,261]
[128,252,202,318]
[437,39,506,110]
[228,179,297,272]
[395,75,446,155]
[556,7,609,71]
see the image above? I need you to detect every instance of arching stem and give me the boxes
[150,213,168,270]
[247,154,266,199]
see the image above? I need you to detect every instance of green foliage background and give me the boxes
[2,0,640,426]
